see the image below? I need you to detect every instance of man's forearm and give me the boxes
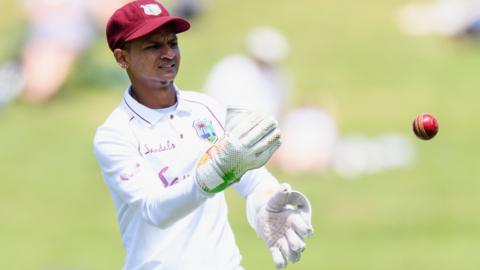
[245,173,279,229]
[141,176,212,229]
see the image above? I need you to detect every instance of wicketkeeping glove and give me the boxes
[255,183,313,269]
[195,107,281,194]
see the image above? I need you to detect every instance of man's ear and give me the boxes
[113,48,129,69]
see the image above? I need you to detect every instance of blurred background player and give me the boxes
[203,26,415,176]
[0,0,125,105]
[397,0,480,38]
[204,26,292,120]
[273,105,339,173]
[170,0,209,20]
[204,26,335,173]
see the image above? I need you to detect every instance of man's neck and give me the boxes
[130,83,177,109]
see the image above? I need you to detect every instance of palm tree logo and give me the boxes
[193,118,217,142]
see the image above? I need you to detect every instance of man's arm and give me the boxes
[236,169,314,269]
[93,106,282,228]
[233,167,279,226]
[94,125,210,229]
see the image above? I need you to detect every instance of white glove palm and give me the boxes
[195,107,281,193]
[255,184,313,269]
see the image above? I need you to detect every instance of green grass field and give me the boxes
[1,0,480,269]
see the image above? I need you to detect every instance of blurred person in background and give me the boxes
[94,1,313,269]
[170,0,208,20]
[0,0,125,106]
[397,0,480,38]
[204,26,340,173]
[204,26,292,120]
[273,106,415,177]
[203,26,415,177]
[204,27,341,173]
[272,100,416,177]
[272,105,339,173]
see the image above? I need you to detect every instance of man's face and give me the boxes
[122,26,180,88]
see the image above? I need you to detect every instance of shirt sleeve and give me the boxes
[93,124,211,229]
[233,167,279,229]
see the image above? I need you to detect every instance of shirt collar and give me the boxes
[122,85,192,127]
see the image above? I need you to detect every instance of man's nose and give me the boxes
[161,46,176,59]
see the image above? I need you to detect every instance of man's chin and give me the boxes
[155,79,174,88]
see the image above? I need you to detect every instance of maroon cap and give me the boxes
[106,0,190,51]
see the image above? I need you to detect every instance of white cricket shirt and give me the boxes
[93,87,278,270]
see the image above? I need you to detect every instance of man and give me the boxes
[93,1,313,269]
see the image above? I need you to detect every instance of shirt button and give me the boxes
[170,114,174,120]
[180,134,184,139]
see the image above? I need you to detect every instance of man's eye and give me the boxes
[145,44,159,50]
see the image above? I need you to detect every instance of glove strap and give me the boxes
[195,155,240,194]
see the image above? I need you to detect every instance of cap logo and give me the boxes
[140,4,162,16]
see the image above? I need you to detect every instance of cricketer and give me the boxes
[93,1,313,269]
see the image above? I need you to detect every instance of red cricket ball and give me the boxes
[412,113,439,140]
